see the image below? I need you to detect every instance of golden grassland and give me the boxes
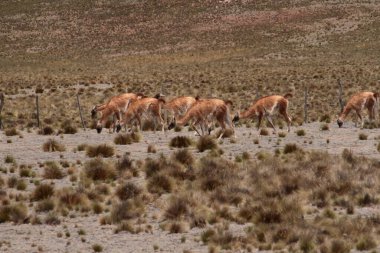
[1,1,380,252]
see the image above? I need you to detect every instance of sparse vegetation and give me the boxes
[84,158,116,181]
[42,139,66,152]
[3,0,380,251]
[196,136,217,152]
[114,132,141,145]
[169,136,192,148]
[86,144,115,158]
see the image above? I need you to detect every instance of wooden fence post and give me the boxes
[0,93,4,129]
[255,86,260,100]
[36,95,40,128]
[338,79,344,113]
[304,86,308,124]
[77,94,86,130]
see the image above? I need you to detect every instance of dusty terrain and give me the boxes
[1,0,380,252]
[1,122,380,253]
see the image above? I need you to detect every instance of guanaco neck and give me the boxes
[338,105,352,121]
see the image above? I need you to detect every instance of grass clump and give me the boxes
[36,199,55,212]
[169,136,192,148]
[147,174,173,194]
[296,129,306,136]
[110,200,144,223]
[38,126,54,135]
[0,203,28,223]
[4,155,15,164]
[86,144,114,158]
[358,133,368,140]
[172,149,194,166]
[356,235,376,251]
[259,128,269,136]
[43,161,64,179]
[33,184,55,200]
[42,139,66,152]
[114,132,141,145]
[61,120,77,134]
[92,244,103,252]
[283,143,300,154]
[196,136,217,152]
[116,182,142,201]
[5,127,18,136]
[84,158,116,181]
[320,124,329,131]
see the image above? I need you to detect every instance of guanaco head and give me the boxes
[116,122,122,133]
[96,123,103,134]
[168,118,176,130]
[136,92,145,99]
[154,93,165,99]
[91,106,97,119]
[232,112,240,123]
[337,118,343,128]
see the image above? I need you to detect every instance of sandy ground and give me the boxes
[1,122,380,253]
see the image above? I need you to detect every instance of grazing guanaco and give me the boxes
[91,93,143,133]
[118,94,166,132]
[168,98,235,139]
[233,94,292,133]
[337,91,379,128]
[163,96,197,123]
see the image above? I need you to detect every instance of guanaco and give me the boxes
[163,96,197,123]
[168,98,235,139]
[118,94,166,132]
[337,91,379,128]
[233,94,292,133]
[91,93,143,133]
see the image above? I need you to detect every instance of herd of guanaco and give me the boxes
[91,91,379,138]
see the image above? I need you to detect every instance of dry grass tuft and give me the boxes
[114,132,141,145]
[116,182,142,201]
[42,139,66,152]
[196,136,217,152]
[147,174,173,194]
[4,127,18,136]
[259,128,269,136]
[169,136,192,148]
[110,200,144,223]
[60,120,77,134]
[86,144,115,158]
[283,143,300,154]
[296,129,306,136]
[0,203,28,223]
[33,184,55,200]
[84,158,116,181]
[43,161,64,179]
[38,126,54,135]
[57,187,89,210]
[358,133,368,140]
[172,149,194,167]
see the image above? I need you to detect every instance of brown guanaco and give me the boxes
[233,94,292,133]
[337,91,379,128]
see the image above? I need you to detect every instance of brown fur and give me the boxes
[120,97,166,132]
[234,94,292,133]
[337,91,378,128]
[164,96,197,121]
[93,93,142,133]
[173,98,234,139]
